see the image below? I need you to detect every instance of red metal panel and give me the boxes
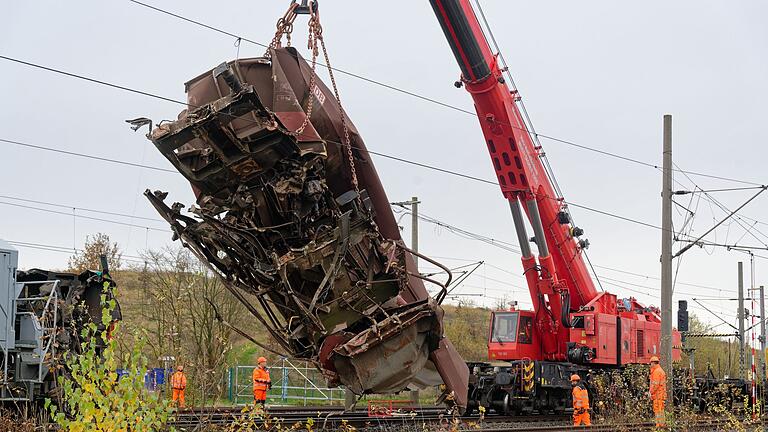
[619,317,634,365]
[596,314,617,364]
[644,321,661,360]
[672,330,682,361]
[584,315,595,336]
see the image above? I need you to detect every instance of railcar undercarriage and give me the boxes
[143,47,468,409]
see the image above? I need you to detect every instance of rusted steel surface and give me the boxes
[143,47,468,409]
[16,268,121,352]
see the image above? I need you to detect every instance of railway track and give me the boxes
[169,406,568,430]
[169,406,767,431]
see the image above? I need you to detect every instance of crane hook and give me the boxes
[295,0,318,15]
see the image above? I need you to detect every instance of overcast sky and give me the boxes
[2,1,767,331]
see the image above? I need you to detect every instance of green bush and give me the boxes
[46,291,174,431]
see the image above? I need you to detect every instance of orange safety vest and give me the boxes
[171,371,187,390]
[650,364,667,400]
[253,367,271,391]
[572,385,589,410]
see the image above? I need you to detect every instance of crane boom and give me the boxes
[430,0,598,360]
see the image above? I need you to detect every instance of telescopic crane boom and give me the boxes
[430,0,678,365]
[430,0,597,361]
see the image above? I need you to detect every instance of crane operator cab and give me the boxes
[487,309,540,361]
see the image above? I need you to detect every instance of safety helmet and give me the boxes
[650,356,660,363]
[570,374,581,382]
[258,356,267,363]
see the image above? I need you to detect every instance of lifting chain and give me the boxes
[318,27,360,196]
[267,2,299,53]
[267,1,361,197]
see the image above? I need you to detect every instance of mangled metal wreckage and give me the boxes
[142,47,468,409]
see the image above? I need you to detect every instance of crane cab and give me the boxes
[487,310,541,361]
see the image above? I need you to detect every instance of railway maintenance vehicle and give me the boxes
[428,0,683,414]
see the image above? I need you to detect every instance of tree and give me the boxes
[443,300,490,361]
[47,293,172,431]
[68,233,122,273]
[681,313,740,378]
[137,246,248,406]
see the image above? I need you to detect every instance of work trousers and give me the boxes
[172,388,185,408]
[254,389,267,407]
[573,409,591,426]
[652,398,666,427]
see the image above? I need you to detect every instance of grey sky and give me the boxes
[2,1,767,328]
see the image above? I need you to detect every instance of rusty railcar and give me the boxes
[143,47,468,409]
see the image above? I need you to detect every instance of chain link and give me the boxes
[267,3,299,54]
[286,6,321,139]
[265,1,361,197]
[317,34,360,196]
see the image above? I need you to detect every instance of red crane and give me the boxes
[429,0,680,366]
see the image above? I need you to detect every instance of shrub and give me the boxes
[46,291,174,431]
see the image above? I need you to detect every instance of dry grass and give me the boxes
[0,408,41,432]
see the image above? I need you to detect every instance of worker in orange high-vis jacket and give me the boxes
[252,357,271,407]
[649,356,667,428]
[170,365,188,408]
[570,374,591,426]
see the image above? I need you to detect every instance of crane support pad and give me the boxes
[143,48,468,409]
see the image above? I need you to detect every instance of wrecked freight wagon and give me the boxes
[141,46,468,409]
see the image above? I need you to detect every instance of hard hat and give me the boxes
[258,356,267,363]
[570,374,581,381]
[650,356,660,363]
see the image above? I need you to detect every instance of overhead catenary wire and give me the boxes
[0,194,166,223]
[1,134,671,235]
[0,54,749,236]
[0,200,171,233]
[110,2,764,187]
[396,208,734,295]
[0,159,718,298]
[676,186,768,194]
[3,188,736,300]
[2,48,765,307]
[0,138,176,173]
[668,164,768,245]
[2,9,763,331]
[670,163,768,257]
[8,240,148,265]
[7,8,762,303]
[125,0,479,118]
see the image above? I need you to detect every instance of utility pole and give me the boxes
[392,196,422,404]
[739,261,745,379]
[660,114,674,404]
[761,285,766,381]
[411,196,419,269]
[391,197,421,265]
[409,196,420,405]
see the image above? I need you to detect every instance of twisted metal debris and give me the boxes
[142,47,468,409]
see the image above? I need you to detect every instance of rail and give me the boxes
[367,399,418,417]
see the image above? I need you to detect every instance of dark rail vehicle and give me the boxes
[1,241,120,402]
